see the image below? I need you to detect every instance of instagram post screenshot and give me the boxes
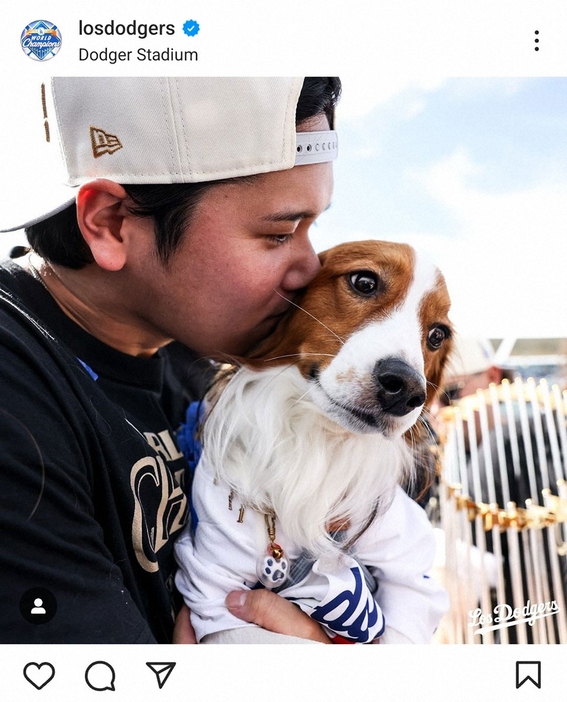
[1,1,567,698]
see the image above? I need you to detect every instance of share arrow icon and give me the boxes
[146,662,176,689]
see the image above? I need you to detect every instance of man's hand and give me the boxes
[174,591,331,644]
[226,589,331,643]
[173,604,196,643]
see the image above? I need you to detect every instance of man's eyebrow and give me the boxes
[261,203,332,223]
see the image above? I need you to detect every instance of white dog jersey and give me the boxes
[175,452,448,644]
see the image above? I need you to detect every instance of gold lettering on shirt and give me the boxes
[130,455,188,573]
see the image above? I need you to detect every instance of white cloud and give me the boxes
[411,149,567,337]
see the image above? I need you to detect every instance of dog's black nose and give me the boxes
[373,357,426,417]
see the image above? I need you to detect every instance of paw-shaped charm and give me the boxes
[256,546,289,589]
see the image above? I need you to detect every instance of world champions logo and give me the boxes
[21,20,62,61]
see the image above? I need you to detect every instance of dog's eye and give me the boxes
[348,271,378,297]
[427,325,450,350]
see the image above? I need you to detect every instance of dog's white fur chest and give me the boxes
[204,365,413,557]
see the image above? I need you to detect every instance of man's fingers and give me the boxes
[226,589,331,643]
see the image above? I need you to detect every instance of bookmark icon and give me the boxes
[146,662,176,690]
[516,661,541,689]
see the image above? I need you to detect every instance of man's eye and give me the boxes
[427,325,450,350]
[348,271,378,297]
[268,234,292,245]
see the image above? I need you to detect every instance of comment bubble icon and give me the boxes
[85,661,116,692]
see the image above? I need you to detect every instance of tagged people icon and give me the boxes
[31,598,46,615]
[19,587,57,624]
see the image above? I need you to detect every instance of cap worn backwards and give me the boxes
[0,77,338,233]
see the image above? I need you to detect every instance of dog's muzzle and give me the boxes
[373,357,426,417]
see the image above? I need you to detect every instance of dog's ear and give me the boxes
[405,335,453,498]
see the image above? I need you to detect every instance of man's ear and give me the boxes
[76,179,131,271]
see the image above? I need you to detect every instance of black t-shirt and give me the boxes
[0,260,211,643]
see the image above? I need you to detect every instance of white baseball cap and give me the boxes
[0,77,338,232]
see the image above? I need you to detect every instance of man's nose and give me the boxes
[281,241,321,291]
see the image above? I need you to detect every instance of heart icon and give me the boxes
[23,662,55,690]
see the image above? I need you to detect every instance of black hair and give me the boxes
[25,78,342,269]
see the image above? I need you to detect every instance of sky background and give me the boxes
[310,77,567,340]
[2,77,566,340]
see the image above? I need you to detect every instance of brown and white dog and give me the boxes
[250,239,452,430]
[175,240,453,644]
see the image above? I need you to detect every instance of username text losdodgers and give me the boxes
[79,20,175,39]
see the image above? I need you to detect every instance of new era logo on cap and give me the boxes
[90,126,123,158]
